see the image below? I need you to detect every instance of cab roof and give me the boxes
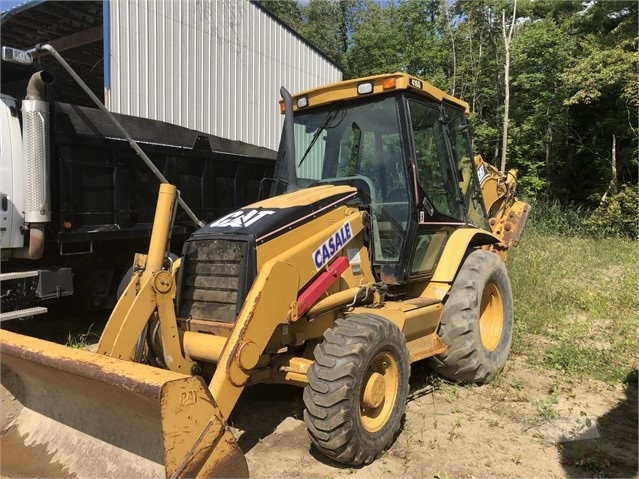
[286,72,469,115]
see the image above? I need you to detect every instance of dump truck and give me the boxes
[1,70,530,477]
[0,44,275,320]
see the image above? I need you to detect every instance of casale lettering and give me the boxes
[313,222,352,270]
[209,209,276,228]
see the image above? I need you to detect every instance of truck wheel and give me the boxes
[429,249,513,383]
[303,314,409,465]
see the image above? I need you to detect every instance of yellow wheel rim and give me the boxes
[479,282,504,352]
[360,351,399,433]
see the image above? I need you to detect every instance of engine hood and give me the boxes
[191,185,358,245]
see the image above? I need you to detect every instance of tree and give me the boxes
[559,0,638,203]
[509,10,578,197]
[299,0,364,72]
[346,0,404,76]
[262,0,638,208]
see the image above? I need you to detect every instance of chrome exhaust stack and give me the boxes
[14,70,54,260]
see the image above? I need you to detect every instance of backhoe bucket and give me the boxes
[0,329,248,478]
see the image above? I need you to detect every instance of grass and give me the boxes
[523,196,590,237]
[507,225,638,383]
[65,324,99,349]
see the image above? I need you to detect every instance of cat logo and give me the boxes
[210,209,276,228]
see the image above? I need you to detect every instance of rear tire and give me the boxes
[429,249,513,383]
[303,314,409,466]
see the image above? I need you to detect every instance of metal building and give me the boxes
[1,0,342,150]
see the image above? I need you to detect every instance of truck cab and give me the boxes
[0,93,27,255]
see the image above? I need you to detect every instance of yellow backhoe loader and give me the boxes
[1,73,529,477]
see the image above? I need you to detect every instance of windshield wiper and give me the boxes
[297,106,342,168]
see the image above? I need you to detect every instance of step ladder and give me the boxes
[0,270,48,321]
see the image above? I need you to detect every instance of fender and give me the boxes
[431,228,500,284]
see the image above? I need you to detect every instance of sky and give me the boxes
[1,0,29,14]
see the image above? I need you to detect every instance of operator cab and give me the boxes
[272,74,490,285]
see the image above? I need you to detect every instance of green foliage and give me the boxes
[583,185,639,240]
[346,1,404,76]
[524,196,589,236]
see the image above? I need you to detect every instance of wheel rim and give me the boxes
[360,351,399,433]
[479,281,504,352]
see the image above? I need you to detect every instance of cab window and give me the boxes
[408,100,463,221]
[443,103,489,230]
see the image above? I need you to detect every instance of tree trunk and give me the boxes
[545,123,553,194]
[611,134,618,189]
[442,0,456,96]
[500,1,517,173]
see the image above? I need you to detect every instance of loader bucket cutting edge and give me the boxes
[0,329,248,478]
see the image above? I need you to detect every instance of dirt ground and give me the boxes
[233,356,637,479]
[1,312,637,479]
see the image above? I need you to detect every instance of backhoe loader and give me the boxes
[0,73,529,477]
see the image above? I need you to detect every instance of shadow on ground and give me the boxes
[231,383,305,453]
[560,369,638,478]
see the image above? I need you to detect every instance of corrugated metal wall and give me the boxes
[107,0,342,151]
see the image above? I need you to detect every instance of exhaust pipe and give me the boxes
[280,86,298,193]
[14,71,54,260]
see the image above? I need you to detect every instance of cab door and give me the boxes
[405,98,466,279]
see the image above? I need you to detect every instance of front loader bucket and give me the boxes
[0,329,248,478]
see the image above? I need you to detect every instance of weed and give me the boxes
[487,418,502,428]
[562,441,612,476]
[65,324,99,348]
[534,393,560,422]
[447,417,461,441]
[524,196,589,237]
[567,411,594,438]
[389,426,418,464]
[509,378,524,391]
[439,382,460,403]
[512,453,522,465]
[434,471,451,479]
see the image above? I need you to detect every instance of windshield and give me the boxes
[275,95,410,263]
[285,96,405,194]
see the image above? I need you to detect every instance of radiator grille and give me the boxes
[178,238,250,323]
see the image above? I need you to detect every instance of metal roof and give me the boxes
[0,0,343,134]
[1,0,105,105]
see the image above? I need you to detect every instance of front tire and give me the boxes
[303,314,409,465]
[429,249,513,383]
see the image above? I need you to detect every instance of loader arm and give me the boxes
[208,208,367,418]
[93,183,368,473]
[97,183,196,374]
